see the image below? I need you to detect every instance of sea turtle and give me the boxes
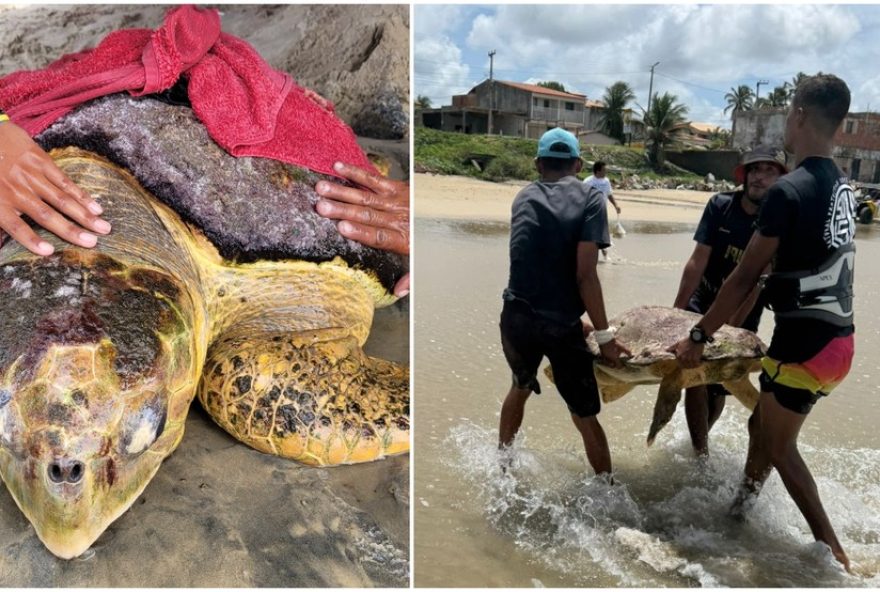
[0,94,409,559]
[548,305,765,445]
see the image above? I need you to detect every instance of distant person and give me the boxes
[583,161,621,260]
[498,128,631,478]
[669,74,855,572]
[672,146,787,456]
[0,109,410,297]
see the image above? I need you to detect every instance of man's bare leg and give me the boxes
[758,392,850,572]
[685,385,710,456]
[707,390,726,431]
[499,385,531,448]
[570,414,612,476]
[730,399,774,519]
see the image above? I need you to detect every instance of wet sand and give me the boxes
[0,5,409,586]
[414,173,711,224]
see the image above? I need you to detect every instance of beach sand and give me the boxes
[415,172,712,224]
[0,5,409,587]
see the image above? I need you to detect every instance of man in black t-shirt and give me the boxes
[672,146,786,456]
[670,74,854,571]
[499,127,630,477]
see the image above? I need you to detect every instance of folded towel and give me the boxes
[0,5,375,178]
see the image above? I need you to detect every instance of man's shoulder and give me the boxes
[706,190,739,212]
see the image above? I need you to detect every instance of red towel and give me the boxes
[0,5,375,178]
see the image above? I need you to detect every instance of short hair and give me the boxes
[593,161,606,174]
[792,73,851,135]
[537,156,580,173]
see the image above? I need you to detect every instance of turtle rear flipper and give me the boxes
[721,376,759,411]
[646,371,684,446]
[198,328,409,466]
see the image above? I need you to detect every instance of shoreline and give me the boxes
[414,172,712,225]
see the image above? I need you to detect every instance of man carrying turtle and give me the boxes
[670,74,855,572]
[672,146,786,456]
[498,127,631,477]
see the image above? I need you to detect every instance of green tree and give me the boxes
[757,86,789,109]
[723,84,754,142]
[788,71,810,100]
[537,81,567,93]
[599,81,636,144]
[415,95,432,109]
[643,92,689,168]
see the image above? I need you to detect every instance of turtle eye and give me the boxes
[119,392,167,458]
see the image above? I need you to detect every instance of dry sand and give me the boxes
[415,173,711,225]
[0,4,409,587]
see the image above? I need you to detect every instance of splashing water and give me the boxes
[444,418,880,587]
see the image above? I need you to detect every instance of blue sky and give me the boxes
[414,4,880,129]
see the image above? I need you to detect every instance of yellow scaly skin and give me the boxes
[0,148,408,559]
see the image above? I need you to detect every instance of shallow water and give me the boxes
[413,216,880,587]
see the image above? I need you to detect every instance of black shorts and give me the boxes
[759,371,822,415]
[499,300,600,418]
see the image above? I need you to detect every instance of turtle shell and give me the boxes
[587,306,766,364]
[36,94,406,292]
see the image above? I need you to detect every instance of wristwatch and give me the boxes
[688,325,714,344]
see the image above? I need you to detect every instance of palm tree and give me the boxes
[788,71,809,101]
[599,81,636,144]
[644,92,689,167]
[723,85,754,142]
[756,86,788,109]
[415,95,432,109]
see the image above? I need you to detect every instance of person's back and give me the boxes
[497,127,629,479]
[505,177,607,325]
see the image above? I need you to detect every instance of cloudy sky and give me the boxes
[414,4,880,129]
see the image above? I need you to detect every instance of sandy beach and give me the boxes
[415,172,712,225]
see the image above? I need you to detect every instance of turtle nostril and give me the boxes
[68,461,85,484]
[48,459,86,484]
[48,462,64,483]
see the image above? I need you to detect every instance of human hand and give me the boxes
[615,205,622,214]
[667,338,703,369]
[315,161,410,297]
[582,319,595,338]
[598,338,631,368]
[0,122,110,255]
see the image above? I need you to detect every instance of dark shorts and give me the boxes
[759,334,855,415]
[499,300,600,418]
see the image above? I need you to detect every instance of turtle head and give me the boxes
[0,341,175,559]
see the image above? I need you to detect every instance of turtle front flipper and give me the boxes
[198,328,408,466]
[721,376,759,411]
[646,370,684,446]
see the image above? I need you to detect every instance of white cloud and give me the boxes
[414,36,472,108]
[417,5,878,120]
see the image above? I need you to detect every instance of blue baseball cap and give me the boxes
[537,127,580,158]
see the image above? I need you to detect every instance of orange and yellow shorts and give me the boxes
[759,334,854,414]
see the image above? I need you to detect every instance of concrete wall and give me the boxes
[580,131,619,146]
[665,150,742,181]
[732,109,786,150]
[470,80,530,113]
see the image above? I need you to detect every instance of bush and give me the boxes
[482,153,534,182]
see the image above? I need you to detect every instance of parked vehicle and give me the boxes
[854,182,880,224]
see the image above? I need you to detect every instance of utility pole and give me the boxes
[647,61,660,119]
[488,50,496,135]
[756,79,769,104]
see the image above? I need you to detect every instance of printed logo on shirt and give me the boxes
[824,179,855,248]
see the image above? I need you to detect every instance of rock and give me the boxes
[705,172,716,183]
[0,5,410,140]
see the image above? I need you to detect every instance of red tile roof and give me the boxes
[495,80,586,100]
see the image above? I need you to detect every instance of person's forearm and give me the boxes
[673,261,702,308]
[699,266,761,334]
[608,195,620,210]
[579,267,609,331]
[729,284,761,327]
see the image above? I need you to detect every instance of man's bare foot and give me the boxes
[728,478,762,521]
